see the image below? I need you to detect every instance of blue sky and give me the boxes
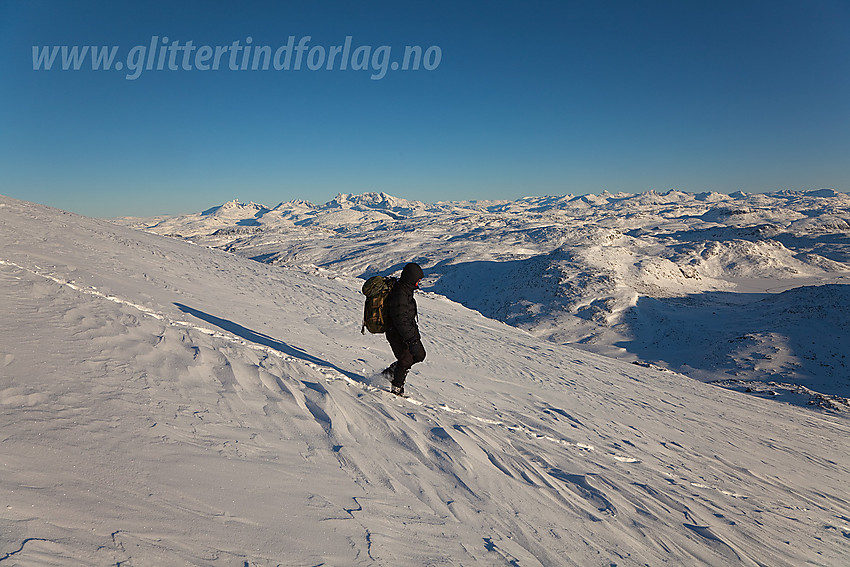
[1,1,848,217]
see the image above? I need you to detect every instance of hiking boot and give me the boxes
[381,362,397,381]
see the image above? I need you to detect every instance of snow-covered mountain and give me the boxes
[2,194,850,566]
[118,189,850,403]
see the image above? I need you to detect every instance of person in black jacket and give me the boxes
[382,262,426,396]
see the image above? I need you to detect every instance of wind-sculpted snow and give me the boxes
[118,189,850,402]
[2,194,850,564]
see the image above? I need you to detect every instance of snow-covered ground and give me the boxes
[118,190,850,405]
[2,194,850,566]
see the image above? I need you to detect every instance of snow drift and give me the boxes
[2,194,850,566]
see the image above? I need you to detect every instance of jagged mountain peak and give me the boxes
[322,191,423,211]
[201,199,270,217]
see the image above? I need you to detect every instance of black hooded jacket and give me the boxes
[386,263,424,344]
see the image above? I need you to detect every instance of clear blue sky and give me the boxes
[1,0,848,217]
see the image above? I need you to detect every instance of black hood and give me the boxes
[399,263,424,285]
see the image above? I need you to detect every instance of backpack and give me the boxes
[361,276,396,334]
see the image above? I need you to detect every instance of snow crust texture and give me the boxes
[120,190,850,403]
[2,194,850,566]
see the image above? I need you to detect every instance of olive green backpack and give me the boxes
[360,276,396,334]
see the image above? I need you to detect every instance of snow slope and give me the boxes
[3,194,850,566]
[117,190,850,401]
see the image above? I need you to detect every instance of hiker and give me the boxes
[382,262,426,396]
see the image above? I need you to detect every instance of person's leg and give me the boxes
[391,349,414,389]
[408,340,426,365]
[385,330,414,389]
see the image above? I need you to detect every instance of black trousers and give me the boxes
[385,328,426,387]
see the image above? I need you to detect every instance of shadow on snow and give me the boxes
[173,302,362,383]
